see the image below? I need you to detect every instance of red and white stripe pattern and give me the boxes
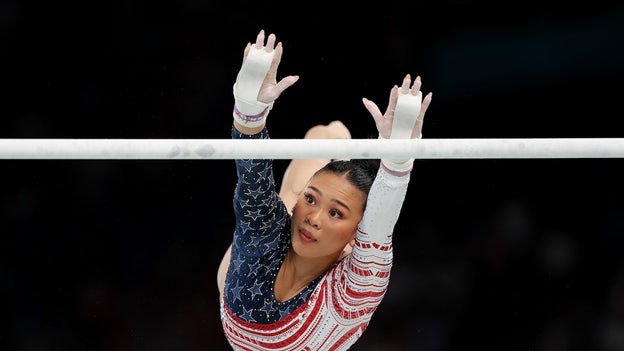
[220,243,390,350]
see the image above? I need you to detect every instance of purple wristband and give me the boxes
[380,160,412,177]
[233,104,268,123]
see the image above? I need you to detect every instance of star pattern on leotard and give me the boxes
[249,234,268,250]
[260,300,273,316]
[245,208,263,220]
[247,281,264,300]
[259,196,274,208]
[240,306,256,322]
[238,198,252,208]
[224,127,317,324]
[278,307,290,320]
[243,187,265,200]
[230,280,244,304]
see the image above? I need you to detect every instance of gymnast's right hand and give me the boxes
[233,29,299,131]
[362,74,433,175]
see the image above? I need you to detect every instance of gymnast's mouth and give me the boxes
[298,228,317,243]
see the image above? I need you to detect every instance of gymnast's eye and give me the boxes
[304,192,315,205]
[329,209,343,218]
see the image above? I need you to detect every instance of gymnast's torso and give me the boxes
[220,127,403,351]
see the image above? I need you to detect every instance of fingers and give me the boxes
[418,92,433,124]
[269,42,283,74]
[397,74,431,139]
[275,75,300,94]
[254,29,265,48]
[411,76,422,96]
[421,92,433,113]
[265,33,276,52]
[242,30,265,62]
[362,97,383,122]
[411,92,433,139]
[252,29,277,52]
[400,74,411,94]
[242,43,251,62]
[253,31,282,83]
[399,74,422,96]
[273,42,283,59]
[385,85,399,116]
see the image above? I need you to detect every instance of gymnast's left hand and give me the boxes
[362,74,432,140]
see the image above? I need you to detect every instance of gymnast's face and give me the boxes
[290,171,365,259]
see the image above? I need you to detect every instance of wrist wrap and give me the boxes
[380,90,422,174]
[232,44,275,127]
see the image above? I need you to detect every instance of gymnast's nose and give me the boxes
[305,209,321,228]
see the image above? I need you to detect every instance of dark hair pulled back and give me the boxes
[315,159,380,211]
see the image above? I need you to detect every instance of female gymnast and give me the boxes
[217,29,432,350]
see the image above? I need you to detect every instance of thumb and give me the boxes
[275,75,300,94]
[362,97,383,123]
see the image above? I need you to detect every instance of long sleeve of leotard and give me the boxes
[358,167,410,248]
[230,126,289,259]
[333,167,410,312]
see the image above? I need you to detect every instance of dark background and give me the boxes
[2,1,624,350]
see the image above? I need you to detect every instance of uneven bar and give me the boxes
[0,138,623,159]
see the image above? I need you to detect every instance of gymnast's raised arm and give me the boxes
[217,29,299,298]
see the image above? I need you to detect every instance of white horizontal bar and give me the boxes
[0,138,623,159]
